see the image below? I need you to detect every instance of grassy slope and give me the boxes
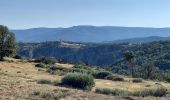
[0,58,169,100]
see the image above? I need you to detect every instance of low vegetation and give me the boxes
[37,79,53,84]
[61,73,95,90]
[0,57,170,99]
[132,78,143,83]
[71,68,88,74]
[105,75,124,81]
[33,89,68,100]
[96,86,168,97]
[47,65,70,75]
[35,57,57,65]
[92,71,112,79]
[95,88,131,96]
[35,63,46,68]
[13,55,22,59]
[133,86,168,97]
[166,78,170,82]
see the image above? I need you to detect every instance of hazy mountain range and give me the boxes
[12,26,170,43]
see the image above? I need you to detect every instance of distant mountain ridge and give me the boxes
[107,36,170,44]
[12,26,170,43]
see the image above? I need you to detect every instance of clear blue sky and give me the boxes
[0,0,170,29]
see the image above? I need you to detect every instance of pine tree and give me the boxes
[123,51,135,76]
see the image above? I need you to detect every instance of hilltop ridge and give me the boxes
[12,26,170,43]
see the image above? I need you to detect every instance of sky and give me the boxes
[0,0,170,29]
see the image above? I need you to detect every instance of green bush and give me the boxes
[71,68,88,74]
[53,80,61,86]
[47,66,70,75]
[37,79,52,84]
[105,75,115,80]
[166,78,170,82]
[72,64,102,75]
[73,64,86,69]
[17,71,21,73]
[96,87,167,97]
[95,88,113,95]
[32,90,41,96]
[154,87,167,97]
[95,88,131,96]
[35,57,57,65]
[41,90,67,100]
[93,71,112,79]
[112,77,124,81]
[132,78,143,83]
[47,66,69,71]
[35,63,46,68]
[33,89,68,100]
[73,64,92,71]
[105,75,124,81]
[61,73,95,90]
[13,55,22,59]
[133,86,167,97]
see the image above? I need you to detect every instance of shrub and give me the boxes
[155,82,162,85]
[47,66,69,71]
[17,71,21,73]
[53,80,61,86]
[35,63,46,68]
[61,73,95,90]
[74,63,90,68]
[105,75,124,81]
[41,91,56,99]
[95,88,131,96]
[133,86,167,97]
[41,91,67,100]
[73,64,85,69]
[105,75,115,80]
[33,90,41,96]
[13,55,22,59]
[112,76,124,81]
[32,89,68,100]
[37,79,52,84]
[93,71,112,79]
[71,68,88,74]
[47,66,70,75]
[35,57,57,65]
[154,87,167,97]
[96,87,167,97]
[145,85,151,87]
[166,78,170,82]
[38,69,45,71]
[95,88,113,95]
[132,78,143,83]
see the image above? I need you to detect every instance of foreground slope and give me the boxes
[0,58,170,100]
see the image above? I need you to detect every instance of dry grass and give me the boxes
[56,63,74,69]
[0,58,169,100]
[0,58,116,100]
[96,77,170,92]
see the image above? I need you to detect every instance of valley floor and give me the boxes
[0,58,170,100]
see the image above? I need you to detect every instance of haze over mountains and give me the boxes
[12,26,170,43]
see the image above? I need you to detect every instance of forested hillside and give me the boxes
[18,41,170,70]
[18,41,124,65]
